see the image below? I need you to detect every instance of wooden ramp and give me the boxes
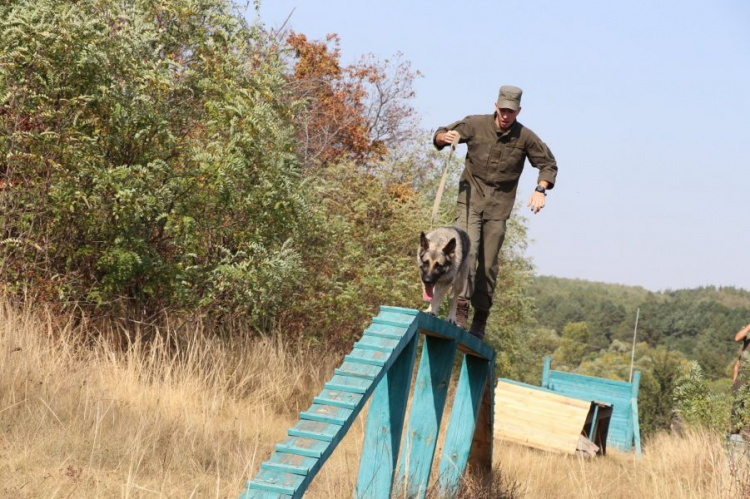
[240,306,496,499]
[542,356,642,456]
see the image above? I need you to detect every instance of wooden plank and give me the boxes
[300,404,352,426]
[288,420,342,443]
[239,483,291,499]
[261,452,318,476]
[372,312,414,328]
[355,334,419,499]
[346,350,387,367]
[249,469,304,495]
[325,374,372,394]
[275,436,329,459]
[379,305,419,316]
[397,336,458,499]
[334,361,382,380]
[356,335,399,352]
[314,389,362,410]
[438,354,490,496]
[363,324,407,340]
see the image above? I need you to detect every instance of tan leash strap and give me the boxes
[430,134,459,229]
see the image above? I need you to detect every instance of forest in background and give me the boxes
[1,0,748,442]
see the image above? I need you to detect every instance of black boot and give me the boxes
[469,309,489,340]
[455,299,469,329]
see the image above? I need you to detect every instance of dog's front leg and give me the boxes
[429,284,449,317]
[446,294,459,324]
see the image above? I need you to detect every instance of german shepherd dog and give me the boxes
[418,226,470,324]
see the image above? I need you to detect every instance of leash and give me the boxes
[429,133,459,229]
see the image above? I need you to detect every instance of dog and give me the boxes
[418,226,470,324]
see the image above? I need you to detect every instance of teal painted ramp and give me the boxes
[542,356,642,456]
[240,306,496,498]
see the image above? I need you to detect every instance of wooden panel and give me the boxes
[355,334,419,499]
[438,354,491,496]
[494,380,590,455]
[397,336,458,499]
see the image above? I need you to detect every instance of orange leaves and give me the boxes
[285,32,420,167]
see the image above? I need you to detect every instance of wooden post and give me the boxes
[438,354,491,496]
[467,354,494,476]
[542,356,551,388]
[631,370,642,457]
[396,336,458,498]
[354,334,419,498]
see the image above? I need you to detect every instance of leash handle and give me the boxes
[429,134,459,229]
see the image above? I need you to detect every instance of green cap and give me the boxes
[497,85,522,111]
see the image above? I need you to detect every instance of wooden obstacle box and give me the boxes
[241,306,496,499]
[541,356,642,456]
[494,379,613,457]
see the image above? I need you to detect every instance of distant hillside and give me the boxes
[527,275,750,377]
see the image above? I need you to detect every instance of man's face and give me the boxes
[495,104,521,131]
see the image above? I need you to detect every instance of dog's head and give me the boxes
[418,231,457,301]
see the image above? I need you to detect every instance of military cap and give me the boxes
[497,85,522,111]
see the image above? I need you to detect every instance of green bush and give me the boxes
[673,361,732,431]
[0,0,310,329]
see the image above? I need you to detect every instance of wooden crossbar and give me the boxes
[240,306,496,499]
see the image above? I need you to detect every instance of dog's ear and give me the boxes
[443,237,456,257]
[420,232,429,253]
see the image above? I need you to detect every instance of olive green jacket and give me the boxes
[434,114,558,220]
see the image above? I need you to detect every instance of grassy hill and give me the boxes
[527,275,750,377]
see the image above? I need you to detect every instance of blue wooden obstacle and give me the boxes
[240,306,496,499]
[541,356,642,457]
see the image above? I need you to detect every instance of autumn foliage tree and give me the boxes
[286,32,421,167]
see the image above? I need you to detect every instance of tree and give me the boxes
[554,322,591,368]
[285,32,421,167]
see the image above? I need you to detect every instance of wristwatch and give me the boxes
[535,185,547,195]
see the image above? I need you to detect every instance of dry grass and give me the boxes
[1,299,749,498]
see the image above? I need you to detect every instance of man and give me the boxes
[433,85,558,339]
[733,323,750,385]
[731,323,750,436]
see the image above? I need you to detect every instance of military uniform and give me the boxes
[433,87,558,315]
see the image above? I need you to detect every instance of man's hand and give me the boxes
[736,324,750,342]
[528,191,546,214]
[439,130,460,147]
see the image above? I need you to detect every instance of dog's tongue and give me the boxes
[422,283,434,302]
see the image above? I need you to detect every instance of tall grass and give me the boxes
[0,300,338,497]
[1,299,748,497]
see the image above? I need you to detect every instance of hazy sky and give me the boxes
[254,1,750,292]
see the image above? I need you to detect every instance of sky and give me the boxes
[253,1,750,292]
